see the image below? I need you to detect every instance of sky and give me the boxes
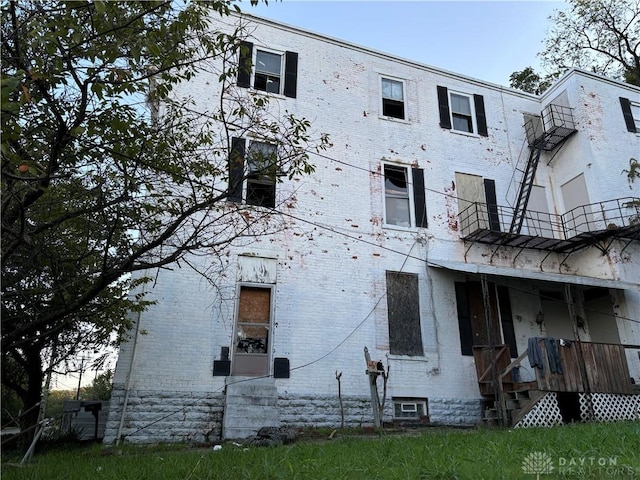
[243,0,565,87]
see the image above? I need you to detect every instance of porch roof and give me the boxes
[427,260,638,290]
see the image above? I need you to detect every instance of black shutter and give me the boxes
[412,168,428,228]
[283,51,298,98]
[228,137,245,202]
[474,94,488,136]
[237,41,253,88]
[483,178,500,232]
[437,86,451,129]
[455,282,473,356]
[620,97,637,132]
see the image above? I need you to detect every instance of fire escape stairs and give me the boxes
[509,140,544,235]
[508,107,578,236]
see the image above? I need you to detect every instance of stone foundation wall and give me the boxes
[278,394,482,429]
[105,389,483,444]
[104,388,225,444]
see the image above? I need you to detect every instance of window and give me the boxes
[237,41,298,98]
[384,165,410,227]
[386,271,424,356]
[254,50,282,94]
[450,93,474,133]
[381,77,405,119]
[228,138,278,208]
[383,164,428,228]
[393,398,429,420]
[437,86,488,136]
[247,141,277,208]
[619,97,640,133]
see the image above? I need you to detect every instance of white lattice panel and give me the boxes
[579,394,640,422]
[514,393,562,429]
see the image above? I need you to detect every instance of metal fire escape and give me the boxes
[509,104,577,234]
[458,101,640,256]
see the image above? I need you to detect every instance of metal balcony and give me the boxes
[459,197,640,254]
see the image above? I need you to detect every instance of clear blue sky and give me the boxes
[243,0,565,87]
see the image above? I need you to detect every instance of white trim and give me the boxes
[448,90,477,135]
[379,75,407,120]
[382,162,415,228]
[253,47,285,96]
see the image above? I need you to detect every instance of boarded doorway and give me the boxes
[232,285,272,376]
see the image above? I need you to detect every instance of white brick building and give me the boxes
[105,13,640,444]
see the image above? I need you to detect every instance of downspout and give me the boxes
[115,274,147,445]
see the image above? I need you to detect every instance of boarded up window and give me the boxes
[386,272,424,356]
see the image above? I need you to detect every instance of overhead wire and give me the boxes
[119,140,638,439]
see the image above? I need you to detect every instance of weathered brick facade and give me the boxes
[105,13,640,444]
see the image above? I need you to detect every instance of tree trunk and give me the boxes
[17,345,45,448]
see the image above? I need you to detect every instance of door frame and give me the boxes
[231,282,274,376]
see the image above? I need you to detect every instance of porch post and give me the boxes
[564,283,594,419]
[481,275,507,425]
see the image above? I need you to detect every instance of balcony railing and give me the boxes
[459,197,640,252]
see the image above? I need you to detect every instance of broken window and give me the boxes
[383,164,428,228]
[246,141,277,208]
[381,77,405,119]
[386,271,424,356]
[227,139,278,208]
[384,165,411,227]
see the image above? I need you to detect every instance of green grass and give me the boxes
[2,422,639,479]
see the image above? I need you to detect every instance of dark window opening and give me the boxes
[387,271,424,356]
[382,78,405,120]
[452,114,473,133]
[254,50,282,94]
[246,180,276,208]
[246,141,277,208]
[383,99,405,119]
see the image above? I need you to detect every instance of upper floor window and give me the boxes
[437,85,488,137]
[450,92,474,133]
[237,41,298,98]
[254,50,282,94]
[383,164,428,228]
[620,96,640,133]
[381,77,405,120]
[246,141,277,208]
[228,138,278,208]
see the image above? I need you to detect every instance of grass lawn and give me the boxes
[2,421,639,479]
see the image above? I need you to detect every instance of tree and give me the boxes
[1,0,329,441]
[510,0,640,93]
[82,370,113,401]
[509,67,556,95]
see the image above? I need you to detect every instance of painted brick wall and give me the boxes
[106,13,640,443]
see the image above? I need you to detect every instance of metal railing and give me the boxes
[459,197,640,242]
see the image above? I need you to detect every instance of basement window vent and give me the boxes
[393,398,429,420]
